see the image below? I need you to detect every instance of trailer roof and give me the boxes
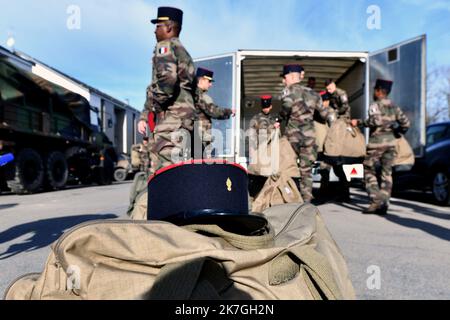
[242,54,364,97]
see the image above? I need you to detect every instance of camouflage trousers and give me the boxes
[193,122,215,159]
[288,132,318,202]
[363,146,398,205]
[150,112,193,175]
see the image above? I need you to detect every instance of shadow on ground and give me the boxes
[0,213,118,260]
[0,203,18,210]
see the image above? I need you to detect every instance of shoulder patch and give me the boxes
[369,103,381,116]
[156,41,172,56]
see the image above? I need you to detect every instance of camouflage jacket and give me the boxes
[248,112,277,149]
[195,88,232,132]
[140,37,196,123]
[279,83,330,129]
[359,98,410,148]
[329,87,351,120]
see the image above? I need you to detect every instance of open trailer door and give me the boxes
[194,53,237,160]
[369,35,427,157]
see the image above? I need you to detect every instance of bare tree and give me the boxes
[427,65,450,125]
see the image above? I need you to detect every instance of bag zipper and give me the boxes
[3,272,41,300]
[273,203,314,241]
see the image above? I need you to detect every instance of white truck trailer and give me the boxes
[194,35,426,182]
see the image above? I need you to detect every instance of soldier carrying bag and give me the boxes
[5,162,355,300]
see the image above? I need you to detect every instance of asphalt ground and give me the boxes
[1,182,449,299]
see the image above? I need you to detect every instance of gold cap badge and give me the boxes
[226,178,232,192]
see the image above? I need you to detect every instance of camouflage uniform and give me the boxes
[320,87,351,200]
[140,37,196,174]
[359,98,410,206]
[329,87,351,120]
[279,83,330,202]
[248,112,278,156]
[194,88,233,158]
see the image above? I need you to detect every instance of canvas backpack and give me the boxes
[4,203,355,300]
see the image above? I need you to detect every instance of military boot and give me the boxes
[376,202,389,215]
[363,202,381,214]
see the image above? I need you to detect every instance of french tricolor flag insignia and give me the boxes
[159,46,168,55]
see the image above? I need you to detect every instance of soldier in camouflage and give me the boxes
[278,65,333,202]
[248,95,279,162]
[138,7,196,174]
[352,79,410,214]
[320,79,352,201]
[325,79,351,120]
[194,68,235,159]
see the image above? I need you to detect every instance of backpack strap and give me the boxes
[145,257,233,300]
[268,245,343,300]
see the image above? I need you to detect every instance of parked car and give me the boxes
[394,121,450,205]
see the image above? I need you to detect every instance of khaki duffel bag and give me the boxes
[252,174,303,213]
[314,121,329,153]
[248,129,300,178]
[5,203,355,300]
[394,135,415,170]
[324,118,366,158]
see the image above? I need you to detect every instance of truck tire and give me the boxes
[114,168,127,182]
[45,151,68,190]
[432,171,450,206]
[7,148,44,194]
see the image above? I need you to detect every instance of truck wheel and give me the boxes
[7,148,44,194]
[45,151,68,190]
[432,171,450,206]
[114,168,127,182]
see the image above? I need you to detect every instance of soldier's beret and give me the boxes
[375,79,393,94]
[196,67,215,82]
[151,7,183,25]
[147,160,268,234]
[260,95,272,108]
[280,64,304,77]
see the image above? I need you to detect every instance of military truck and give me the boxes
[0,54,117,194]
[194,35,426,183]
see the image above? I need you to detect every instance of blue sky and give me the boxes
[0,0,449,111]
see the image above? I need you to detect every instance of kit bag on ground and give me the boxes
[393,135,415,171]
[324,118,366,159]
[251,173,303,213]
[5,203,355,300]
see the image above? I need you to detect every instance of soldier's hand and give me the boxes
[350,119,358,127]
[274,122,281,129]
[138,120,147,134]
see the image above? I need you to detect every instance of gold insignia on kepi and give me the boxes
[226,178,232,192]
